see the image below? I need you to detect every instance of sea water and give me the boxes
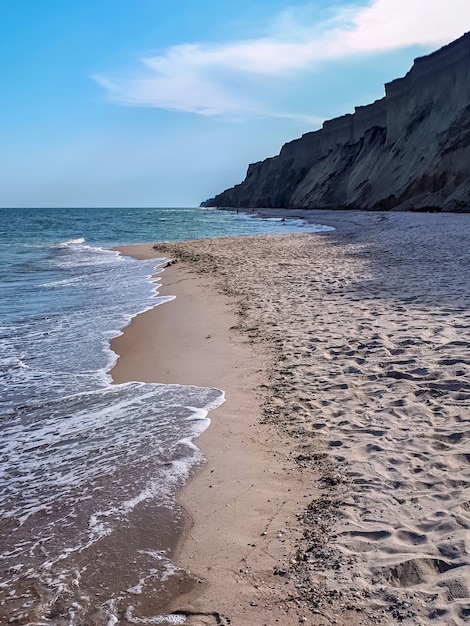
[0,207,332,624]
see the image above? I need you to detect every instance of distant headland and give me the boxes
[202,32,470,212]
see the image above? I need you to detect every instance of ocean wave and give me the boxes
[0,381,223,623]
[54,236,86,247]
[39,276,83,288]
[1,381,222,524]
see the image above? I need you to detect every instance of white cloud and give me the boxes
[93,0,470,117]
[346,0,470,51]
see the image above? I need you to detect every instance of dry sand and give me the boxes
[113,210,470,626]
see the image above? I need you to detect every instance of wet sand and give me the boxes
[113,210,470,626]
[111,247,314,625]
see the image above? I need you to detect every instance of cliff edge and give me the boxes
[202,32,470,212]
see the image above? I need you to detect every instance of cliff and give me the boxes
[202,32,470,212]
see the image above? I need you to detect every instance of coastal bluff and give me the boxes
[202,32,470,212]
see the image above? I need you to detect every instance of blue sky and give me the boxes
[1,0,469,207]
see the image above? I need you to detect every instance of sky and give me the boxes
[0,1,469,208]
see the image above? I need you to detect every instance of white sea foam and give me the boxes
[125,607,186,624]
[1,382,223,524]
[54,237,86,247]
[0,382,223,625]
[39,276,84,288]
[127,580,145,595]
[1,240,172,413]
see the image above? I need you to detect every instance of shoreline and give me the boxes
[110,244,316,624]
[112,209,470,625]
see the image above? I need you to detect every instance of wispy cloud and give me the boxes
[93,0,470,117]
[345,0,470,51]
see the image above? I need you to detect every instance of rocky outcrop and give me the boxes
[202,32,470,212]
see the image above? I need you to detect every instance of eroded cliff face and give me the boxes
[202,33,470,212]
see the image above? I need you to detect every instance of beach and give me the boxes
[0,207,326,625]
[113,210,470,625]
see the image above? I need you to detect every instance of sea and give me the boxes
[0,207,332,625]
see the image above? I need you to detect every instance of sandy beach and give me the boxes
[112,210,470,626]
